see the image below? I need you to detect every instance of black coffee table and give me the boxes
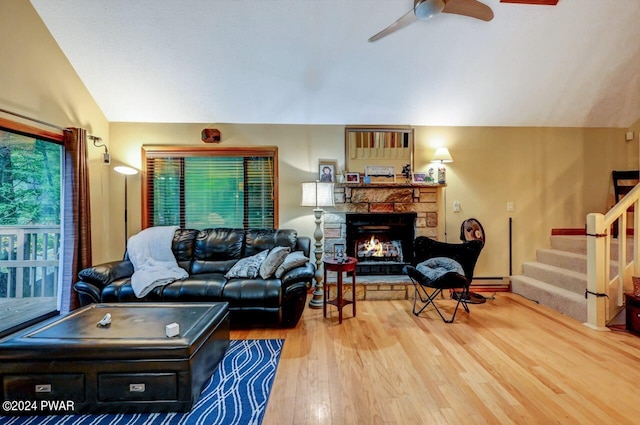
[0,302,230,415]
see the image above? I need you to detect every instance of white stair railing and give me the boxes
[586,184,640,330]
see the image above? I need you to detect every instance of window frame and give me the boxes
[141,145,279,229]
[0,117,64,143]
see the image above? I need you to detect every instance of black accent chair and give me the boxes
[612,170,640,204]
[403,219,485,323]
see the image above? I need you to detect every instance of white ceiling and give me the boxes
[30,0,640,127]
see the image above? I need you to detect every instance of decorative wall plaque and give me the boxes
[201,128,221,143]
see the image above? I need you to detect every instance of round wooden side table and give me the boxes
[323,256,357,324]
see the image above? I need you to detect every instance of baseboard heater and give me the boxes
[471,276,511,291]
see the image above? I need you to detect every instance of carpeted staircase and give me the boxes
[511,235,634,323]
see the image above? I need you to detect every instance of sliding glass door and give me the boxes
[0,127,63,336]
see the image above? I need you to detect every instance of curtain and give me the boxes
[60,127,92,313]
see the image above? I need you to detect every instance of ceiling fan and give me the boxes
[368,0,494,42]
[368,0,560,42]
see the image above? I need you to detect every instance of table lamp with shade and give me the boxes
[431,147,453,184]
[301,181,335,308]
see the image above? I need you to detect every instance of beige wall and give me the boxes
[109,123,634,278]
[628,116,640,166]
[108,123,344,260]
[3,0,639,280]
[0,0,111,262]
[414,126,633,277]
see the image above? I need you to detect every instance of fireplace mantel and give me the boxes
[334,182,447,189]
[335,183,445,189]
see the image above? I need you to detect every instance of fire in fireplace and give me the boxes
[356,235,402,262]
[346,213,416,275]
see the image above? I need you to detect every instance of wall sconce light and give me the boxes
[89,135,110,164]
[301,181,335,308]
[431,147,453,184]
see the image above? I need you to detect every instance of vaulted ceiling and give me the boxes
[30,0,640,127]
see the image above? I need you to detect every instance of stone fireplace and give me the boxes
[321,183,443,299]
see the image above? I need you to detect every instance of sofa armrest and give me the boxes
[73,281,102,306]
[295,236,312,258]
[281,262,315,293]
[77,260,134,288]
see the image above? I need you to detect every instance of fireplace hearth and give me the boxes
[346,213,416,275]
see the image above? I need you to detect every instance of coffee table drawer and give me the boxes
[98,373,177,402]
[4,374,85,401]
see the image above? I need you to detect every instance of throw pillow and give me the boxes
[274,251,309,278]
[416,257,464,281]
[259,246,291,279]
[224,249,269,279]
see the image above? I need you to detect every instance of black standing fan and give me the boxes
[452,218,487,304]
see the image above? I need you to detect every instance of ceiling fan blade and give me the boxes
[442,0,494,21]
[368,9,418,42]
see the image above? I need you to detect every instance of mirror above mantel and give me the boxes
[345,125,414,175]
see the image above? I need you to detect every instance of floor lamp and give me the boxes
[114,165,138,250]
[301,181,335,309]
[431,147,453,241]
[431,149,483,303]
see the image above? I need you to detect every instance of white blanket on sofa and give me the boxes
[127,226,188,298]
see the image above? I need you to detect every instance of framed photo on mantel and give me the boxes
[319,160,337,183]
[364,165,396,183]
[345,172,360,183]
[412,172,427,183]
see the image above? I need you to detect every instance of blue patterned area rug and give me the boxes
[0,339,283,425]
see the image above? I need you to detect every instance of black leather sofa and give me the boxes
[74,228,315,328]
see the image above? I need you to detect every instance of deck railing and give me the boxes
[0,225,60,299]
[586,185,640,330]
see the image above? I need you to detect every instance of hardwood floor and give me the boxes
[232,292,640,425]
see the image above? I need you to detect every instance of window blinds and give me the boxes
[143,147,277,229]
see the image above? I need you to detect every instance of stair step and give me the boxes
[521,262,585,295]
[607,240,636,262]
[550,235,587,255]
[537,248,621,278]
[549,235,635,261]
[537,249,587,274]
[511,275,587,323]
